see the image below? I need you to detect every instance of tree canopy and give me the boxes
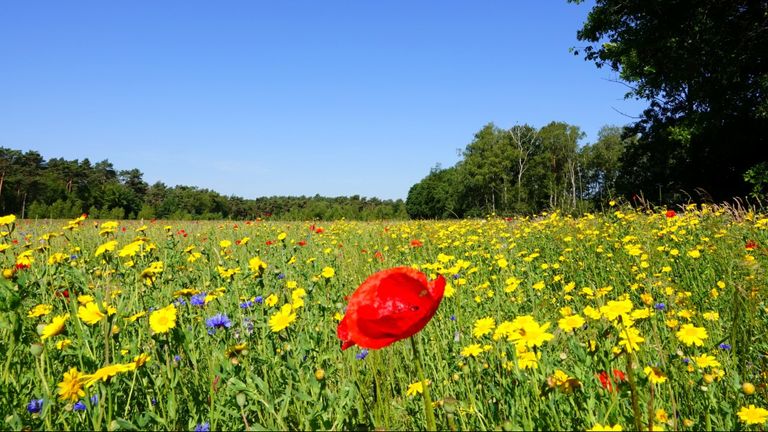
[571,0,768,201]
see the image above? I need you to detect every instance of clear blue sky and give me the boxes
[0,1,646,200]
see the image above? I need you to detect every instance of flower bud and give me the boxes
[315,368,326,381]
[742,382,756,395]
[30,343,44,357]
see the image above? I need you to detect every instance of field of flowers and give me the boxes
[1,205,768,431]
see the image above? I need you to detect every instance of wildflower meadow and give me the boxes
[1,205,768,431]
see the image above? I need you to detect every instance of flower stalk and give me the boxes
[410,335,436,431]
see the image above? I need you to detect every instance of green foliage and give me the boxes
[0,148,408,221]
[572,0,768,201]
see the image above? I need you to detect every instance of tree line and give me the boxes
[405,121,630,218]
[0,148,407,220]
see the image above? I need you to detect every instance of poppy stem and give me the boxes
[410,335,436,431]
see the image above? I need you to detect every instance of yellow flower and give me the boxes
[588,424,623,431]
[687,249,701,259]
[510,320,554,348]
[321,267,335,279]
[600,299,633,322]
[125,311,146,323]
[83,363,136,387]
[277,232,287,241]
[0,214,16,225]
[472,317,495,338]
[141,261,164,280]
[676,324,708,346]
[265,293,278,307]
[644,366,668,384]
[57,367,86,401]
[78,302,106,325]
[583,305,602,320]
[460,344,484,358]
[149,304,177,334]
[515,345,540,370]
[56,339,72,350]
[94,240,118,257]
[406,380,429,397]
[219,239,232,248]
[692,354,721,369]
[132,353,151,368]
[41,313,69,340]
[248,257,267,276]
[618,327,644,353]
[28,304,53,318]
[268,304,297,333]
[47,252,69,265]
[738,405,768,425]
[558,314,585,333]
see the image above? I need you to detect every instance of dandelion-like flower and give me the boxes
[149,304,177,334]
[738,405,768,425]
[676,324,708,346]
[57,367,86,402]
[268,304,296,333]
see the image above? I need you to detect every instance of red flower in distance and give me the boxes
[665,210,676,218]
[746,240,758,250]
[597,369,627,391]
[337,267,446,351]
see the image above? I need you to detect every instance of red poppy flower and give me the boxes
[746,240,758,250]
[665,210,676,218]
[337,267,446,350]
[597,369,626,391]
[298,240,307,247]
[410,239,423,247]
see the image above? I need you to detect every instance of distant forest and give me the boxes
[0,147,408,221]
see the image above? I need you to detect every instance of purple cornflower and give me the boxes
[450,315,457,321]
[683,357,690,364]
[73,401,86,411]
[174,354,182,362]
[194,422,210,432]
[452,274,461,279]
[191,293,207,307]
[719,343,732,350]
[254,295,264,304]
[277,273,285,280]
[26,399,43,414]
[240,300,254,309]
[654,303,666,310]
[206,313,232,332]
[356,349,369,360]
[174,297,186,306]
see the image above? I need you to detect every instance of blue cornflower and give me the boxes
[683,357,690,364]
[450,315,457,321]
[254,295,264,304]
[174,354,182,362]
[240,300,254,309]
[90,394,99,405]
[191,293,207,307]
[277,273,285,279]
[654,303,666,310]
[194,422,210,432]
[356,349,369,360]
[70,254,78,260]
[26,399,43,414]
[174,297,187,306]
[206,313,232,332]
[73,401,86,412]
[452,274,461,279]
[718,343,732,350]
